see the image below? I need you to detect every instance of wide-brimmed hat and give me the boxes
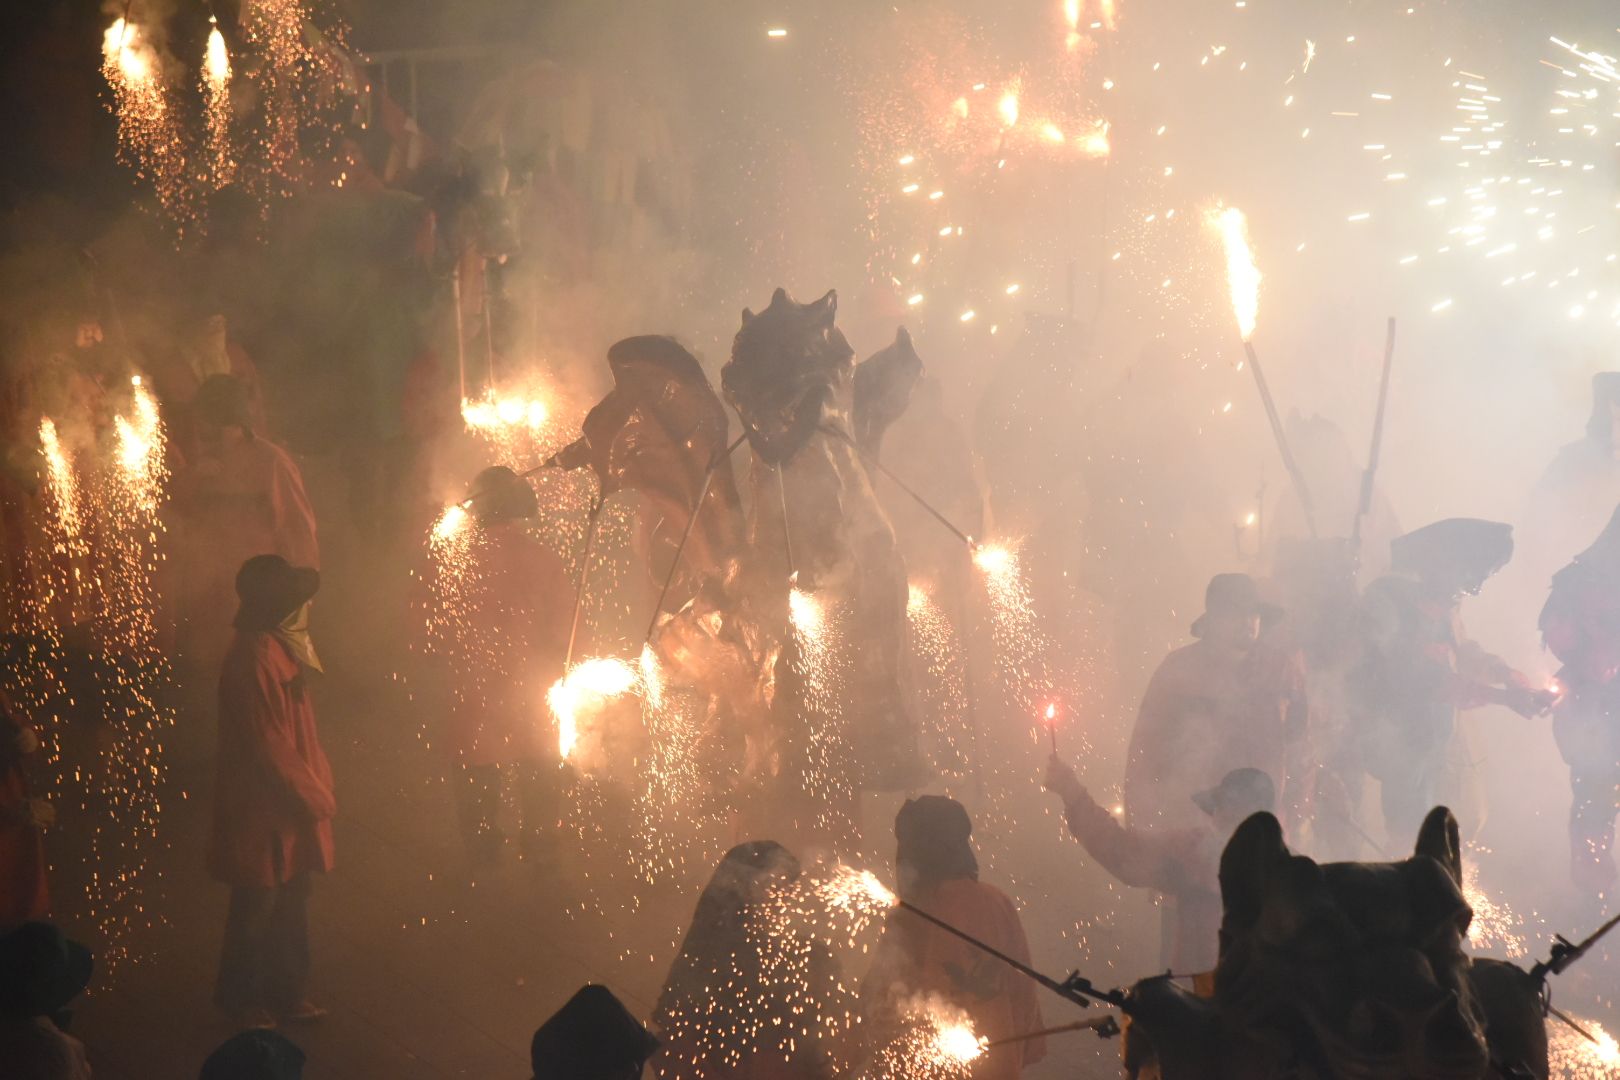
[234,554,320,631]
[530,984,660,1080]
[1389,518,1513,596]
[1192,768,1277,818]
[0,922,93,1017]
[1191,573,1280,638]
[468,465,539,523]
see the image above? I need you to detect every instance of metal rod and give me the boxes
[563,500,602,672]
[643,432,748,641]
[1351,317,1398,549]
[821,424,976,549]
[482,259,496,392]
[1548,1005,1601,1046]
[895,899,1121,1010]
[1242,339,1318,539]
[776,464,797,578]
[985,1015,1118,1048]
[452,263,466,402]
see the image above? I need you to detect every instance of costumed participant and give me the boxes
[1122,573,1307,834]
[1044,759,1274,976]
[653,841,847,1080]
[862,797,1044,1080]
[1540,505,1620,899]
[532,984,661,1080]
[0,921,93,1080]
[173,374,318,680]
[209,555,334,1029]
[0,686,51,925]
[1530,372,1620,557]
[435,466,570,867]
[1350,519,1553,843]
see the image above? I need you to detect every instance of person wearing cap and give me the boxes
[425,465,570,867]
[531,983,660,1080]
[0,921,94,1079]
[861,797,1044,1080]
[208,554,334,1029]
[1045,757,1276,976]
[1122,573,1307,836]
[173,373,318,683]
[1350,519,1552,842]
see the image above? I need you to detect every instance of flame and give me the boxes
[1209,205,1262,341]
[789,587,825,637]
[549,657,638,760]
[205,23,230,88]
[933,1020,987,1065]
[1063,0,1081,29]
[1098,0,1118,30]
[462,393,550,432]
[973,544,1014,576]
[432,503,469,542]
[113,381,166,516]
[1045,702,1057,722]
[38,419,80,538]
[103,18,154,85]
[1079,121,1112,158]
[998,88,1020,128]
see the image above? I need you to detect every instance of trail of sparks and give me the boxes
[202,21,234,188]
[38,419,81,542]
[906,582,971,772]
[1551,1015,1620,1078]
[974,543,1054,716]
[1462,858,1528,958]
[864,999,985,1080]
[101,18,192,228]
[462,389,562,471]
[549,656,638,763]
[1209,204,1261,341]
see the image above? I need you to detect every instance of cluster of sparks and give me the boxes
[16,379,175,971]
[863,999,985,1080]
[972,543,1054,717]
[1461,857,1528,959]
[1551,1015,1620,1079]
[102,18,191,227]
[905,583,971,771]
[202,19,235,188]
[548,656,638,763]
[460,390,559,470]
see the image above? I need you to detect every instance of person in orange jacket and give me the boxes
[208,554,334,1029]
[862,797,1045,1080]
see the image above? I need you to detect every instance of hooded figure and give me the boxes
[0,922,93,1080]
[531,984,660,1080]
[174,372,319,681]
[209,554,334,1029]
[862,797,1044,1080]
[1541,504,1620,897]
[653,841,847,1079]
[1352,519,1551,841]
[426,466,570,866]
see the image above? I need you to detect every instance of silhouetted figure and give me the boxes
[199,1029,306,1080]
[0,922,92,1080]
[0,686,50,924]
[1541,505,1620,898]
[654,841,847,1079]
[531,984,661,1080]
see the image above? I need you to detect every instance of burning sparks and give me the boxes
[1210,205,1262,341]
[549,657,638,762]
[1551,1014,1620,1078]
[867,999,986,1080]
[202,20,234,186]
[999,89,1021,128]
[101,17,191,226]
[1462,858,1527,957]
[811,864,897,946]
[461,390,560,469]
[38,419,80,540]
[113,380,166,517]
[906,584,970,770]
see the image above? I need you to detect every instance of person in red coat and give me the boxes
[209,554,334,1029]
[862,797,1045,1080]
[437,466,570,866]
[0,686,51,926]
[1541,504,1620,898]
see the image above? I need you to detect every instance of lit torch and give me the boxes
[548,657,638,763]
[1208,204,1318,538]
[202,18,233,187]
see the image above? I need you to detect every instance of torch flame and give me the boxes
[38,418,80,538]
[1209,205,1262,342]
[999,88,1020,128]
[973,543,1015,577]
[549,657,638,761]
[934,1020,987,1065]
[432,503,469,542]
[103,18,153,85]
[205,23,230,89]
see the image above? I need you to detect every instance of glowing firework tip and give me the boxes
[1209,205,1262,341]
[462,392,549,432]
[973,543,1015,576]
[432,503,469,542]
[549,657,638,761]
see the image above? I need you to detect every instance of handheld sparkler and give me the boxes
[1044,702,1058,753]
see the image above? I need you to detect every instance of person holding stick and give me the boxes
[861,797,1044,1080]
